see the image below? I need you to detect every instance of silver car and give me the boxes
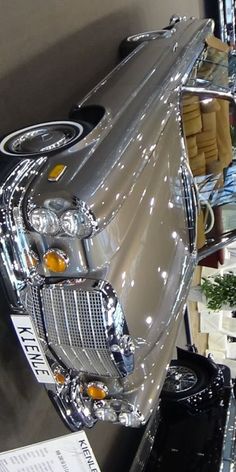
[0,15,236,429]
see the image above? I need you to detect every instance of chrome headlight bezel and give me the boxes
[60,206,96,238]
[28,207,60,235]
[27,199,98,239]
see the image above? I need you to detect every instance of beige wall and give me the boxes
[0,0,205,135]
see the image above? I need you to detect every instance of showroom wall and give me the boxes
[0,0,205,135]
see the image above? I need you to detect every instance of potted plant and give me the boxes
[189,272,236,310]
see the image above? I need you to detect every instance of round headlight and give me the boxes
[29,208,59,234]
[60,209,92,238]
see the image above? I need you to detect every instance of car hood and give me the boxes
[24,95,195,364]
[85,110,196,363]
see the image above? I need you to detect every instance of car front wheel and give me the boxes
[161,359,209,400]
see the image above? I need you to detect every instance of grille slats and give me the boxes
[20,283,120,377]
[20,286,45,340]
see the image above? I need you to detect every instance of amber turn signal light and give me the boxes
[86,382,108,400]
[43,248,69,272]
[54,371,66,385]
[48,164,67,182]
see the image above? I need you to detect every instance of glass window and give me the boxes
[186,42,236,91]
[181,91,236,247]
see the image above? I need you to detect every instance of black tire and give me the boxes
[75,120,94,139]
[161,359,210,400]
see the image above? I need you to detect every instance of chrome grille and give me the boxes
[20,286,45,340]
[42,288,108,348]
[20,283,120,377]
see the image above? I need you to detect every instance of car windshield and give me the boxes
[186,37,236,92]
[181,90,236,249]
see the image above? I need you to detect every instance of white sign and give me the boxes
[11,315,55,383]
[0,431,101,472]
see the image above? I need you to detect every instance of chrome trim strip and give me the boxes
[181,163,197,253]
[62,290,72,345]
[73,290,92,367]
[182,85,234,100]
[126,28,176,43]
[0,158,47,303]
[86,291,110,374]
[50,289,61,344]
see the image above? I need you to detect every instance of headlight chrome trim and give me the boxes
[28,207,60,235]
[27,199,98,239]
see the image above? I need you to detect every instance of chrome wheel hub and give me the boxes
[0,121,84,156]
[163,365,198,393]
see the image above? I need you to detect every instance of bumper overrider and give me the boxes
[0,159,144,428]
